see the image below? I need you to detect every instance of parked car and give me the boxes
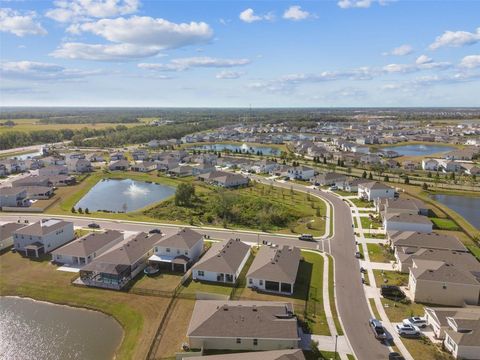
[355,251,362,259]
[149,228,162,234]
[329,185,338,191]
[395,324,420,337]
[299,234,314,241]
[403,317,427,328]
[381,285,406,300]
[360,267,367,273]
[389,352,405,360]
[88,223,100,229]
[369,318,387,340]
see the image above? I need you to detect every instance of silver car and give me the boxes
[395,324,420,337]
[403,317,427,328]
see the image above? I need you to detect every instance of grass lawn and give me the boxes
[349,198,374,208]
[369,298,381,319]
[429,217,460,231]
[130,272,183,294]
[0,251,169,360]
[154,298,195,358]
[381,298,425,322]
[401,337,454,360]
[365,233,386,239]
[366,243,395,263]
[373,270,409,288]
[327,255,343,335]
[333,189,353,197]
[360,216,382,230]
[179,277,233,297]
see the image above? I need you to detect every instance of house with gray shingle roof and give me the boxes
[149,228,204,272]
[0,222,26,251]
[185,349,305,360]
[192,239,250,284]
[247,245,301,295]
[187,300,300,351]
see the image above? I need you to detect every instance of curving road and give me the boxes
[1,177,391,360]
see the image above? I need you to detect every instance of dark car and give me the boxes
[369,318,387,340]
[88,223,100,229]
[149,228,162,234]
[299,234,314,241]
[381,285,406,300]
[389,352,406,360]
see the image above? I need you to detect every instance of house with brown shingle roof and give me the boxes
[51,230,124,267]
[192,239,250,284]
[187,300,300,351]
[149,228,204,272]
[247,245,301,295]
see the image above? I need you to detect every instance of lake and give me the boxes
[430,194,480,229]
[192,143,280,155]
[382,144,455,157]
[75,178,175,212]
[9,151,43,160]
[0,297,123,360]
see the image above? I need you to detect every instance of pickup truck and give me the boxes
[369,318,387,340]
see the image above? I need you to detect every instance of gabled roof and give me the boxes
[187,300,299,340]
[53,230,123,257]
[247,246,300,284]
[385,213,433,225]
[411,260,480,285]
[360,181,393,190]
[187,349,305,360]
[155,227,203,250]
[192,239,250,274]
[0,222,26,242]
[389,231,467,252]
[13,219,72,237]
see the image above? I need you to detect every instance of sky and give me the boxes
[0,0,479,107]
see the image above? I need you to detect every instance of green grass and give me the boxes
[467,244,480,261]
[360,216,382,230]
[369,298,381,319]
[429,217,460,231]
[179,277,234,297]
[364,233,386,239]
[327,255,343,335]
[349,198,374,208]
[333,189,353,197]
[402,337,454,360]
[373,270,409,288]
[366,243,395,263]
[380,298,425,322]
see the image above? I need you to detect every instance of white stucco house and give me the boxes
[0,187,29,207]
[358,181,395,201]
[383,213,433,233]
[422,158,439,171]
[192,239,250,284]
[286,166,315,181]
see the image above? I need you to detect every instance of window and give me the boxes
[198,271,204,277]
[249,278,253,284]
[259,280,263,286]
[177,249,180,254]
[253,339,258,346]
[236,338,241,344]
[166,248,170,253]
[184,251,188,256]
[154,247,158,252]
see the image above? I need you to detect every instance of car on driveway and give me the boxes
[395,323,420,337]
[88,223,100,229]
[389,352,405,360]
[369,318,387,340]
[403,317,427,328]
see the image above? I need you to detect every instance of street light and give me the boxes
[334,334,338,359]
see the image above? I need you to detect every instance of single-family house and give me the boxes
[408,258,480,306]
[250,159,278,174]
[383,213,433,233]
[51,230,124,267]
[13,219,74,257]
[132,149,149,161]
[108,160,130,171]
[79,232,161,289]
[24,186,54,199]
[0,223,26,251]
[168,165,194,177]
[109,152,125,161]
[149,228,204,272]
[198,171,249,188]
[186,300,300,351]
[389,231,467,252]
[338,178,367,193]
[67,158,92,173]
[247,245,300,295]
[184,349,305,360]
[131,161,157,172]
[422,158,439,171]
[0,187,29,207]
[286,166,315,181]
[192,239,250,284]
[310,172,347,186]
[396,247,477,273]
[358,181,395,201]
[38,165,68,176]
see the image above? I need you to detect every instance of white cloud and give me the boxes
[0,8,47,36]
[429,27,480,50]
[51,16,213,60]
[283,6,311,21]
[46,0,140,23]
[415,54,432,65]
[216,70,244,79]
[138,57,250,72]
[338,0,393,9]
[383,44,413,56]
[460,55,480,69]
[239,8,274,23]
[0,61,101,81]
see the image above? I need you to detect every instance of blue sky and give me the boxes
[1,0,479,107]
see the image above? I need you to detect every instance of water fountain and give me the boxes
[124,182,149,197]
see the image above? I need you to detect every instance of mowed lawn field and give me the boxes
[0,118,141,133]
[0,251,169,360]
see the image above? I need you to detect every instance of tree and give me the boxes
[362,170,367,178]
[175,183,196,207]
[323,156,327,164]
[422,182,428,190]
[368,172,373,180]
[384,175,389,182]
[71,207,76,213]
[78,207,83,214]
[85,208,90,214]
[404,176,410,184]
[427,172,432,178]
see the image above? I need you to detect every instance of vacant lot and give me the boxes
[373,270,409,288]
[0,119,140,134]
[366,243,395,263]
[0,251,169,360]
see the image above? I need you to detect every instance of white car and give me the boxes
[395,324,420,337]
[403,317,427,328]
[329,185,338,191]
